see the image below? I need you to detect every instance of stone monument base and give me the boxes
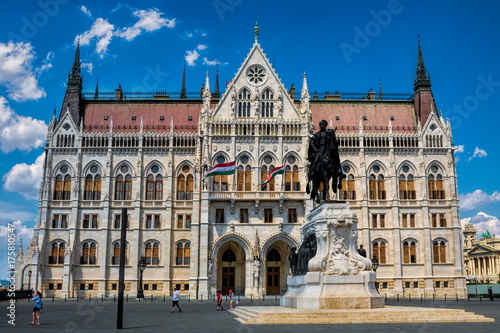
[281,270,384,309]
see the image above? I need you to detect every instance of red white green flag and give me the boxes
[261,165,286,185]
[202,161,236,181]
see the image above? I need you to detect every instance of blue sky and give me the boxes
[1,0,500,279]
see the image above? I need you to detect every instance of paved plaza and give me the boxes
[1,297,498,332]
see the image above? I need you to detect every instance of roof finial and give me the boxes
[254,20,260,42]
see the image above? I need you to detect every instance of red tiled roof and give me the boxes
[310,102,417,133]
[83,103,201,133]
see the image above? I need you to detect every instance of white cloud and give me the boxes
[3,152,45,200]
[76,18,115,58]
[454,145,464,154]
[81,62,94,75]
[0,41,46,101]
[77,8,177,58]
[202,57,228,66]
[115,8,177,41]
[185,49,200,66]
[0,97,47,153]
[461,211,500,239]
[459,189,500,211]
[468,146,487,161]
[0,220,34,279]
[80,5,92,17]
[197,44,207,50]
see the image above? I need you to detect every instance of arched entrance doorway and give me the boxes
[262,237,297,296]
[266,248,281,295]
[217,240,246,295]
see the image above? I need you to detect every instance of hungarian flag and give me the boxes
[261,165,286,185]
[202,161,236,181]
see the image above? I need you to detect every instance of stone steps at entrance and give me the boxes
[230,306,494,325]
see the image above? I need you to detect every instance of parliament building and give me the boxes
[16,31,467,299]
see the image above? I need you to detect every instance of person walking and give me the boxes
[171,286,182,313]
[30,290,43,325]
[228,289,235,311]
[488,286,494,301]
[216,290,223,311]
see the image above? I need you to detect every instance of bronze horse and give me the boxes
[306,121,345,203]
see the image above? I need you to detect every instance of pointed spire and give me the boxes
[94,78,99,100]
[204,71,210,92]
[300,73,310,114]
[53,105,57,118]
[71,40,81,80]
[414,36,431,92]
[67,41,83,91]
[180,62,187,99]
[254,20,260,42]
[214,64,220,98]
[301,72,310,98]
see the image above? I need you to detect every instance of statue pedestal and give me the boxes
[281,202,384,309]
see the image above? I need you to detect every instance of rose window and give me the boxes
[246,65,266,85]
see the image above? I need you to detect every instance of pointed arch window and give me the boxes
[146,165,163,200]
[177,165,193,200]
[369,165,386,200]
[428,165,445,199]
[54,165,72,200]
[84,165,101,200]
[372,240,387,264]
[176,242,191,265]
[432,240,447,263]
[340,165,356,200]
[399,165,415,200]
[237,88,251,117]
[266,248,281,264]
[115,165,132,200]
[261,155,275,191]
[284,156,300,191]
[237,156,252,191]
[112,241,128,265]
[145,241,160,265]
[403,240,417,263]
[222,248,236,265]
[261,88,274,117]
[49,241,65,264]
[81,241,97,265]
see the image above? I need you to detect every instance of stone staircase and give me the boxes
[230,306,494,325]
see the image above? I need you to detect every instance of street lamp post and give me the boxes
[371,256,379,292]
[137,257,146,299]
[28,270,32,295]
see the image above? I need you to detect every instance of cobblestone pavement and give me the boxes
[1,297,498,332]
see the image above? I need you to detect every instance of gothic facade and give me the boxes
[16,35,467,298]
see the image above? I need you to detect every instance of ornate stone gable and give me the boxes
[211,42,300,121]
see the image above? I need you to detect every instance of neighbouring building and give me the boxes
[463,224,500,283]
[16,28,466,299]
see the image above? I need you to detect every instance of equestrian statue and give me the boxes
[306,119,345,203]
